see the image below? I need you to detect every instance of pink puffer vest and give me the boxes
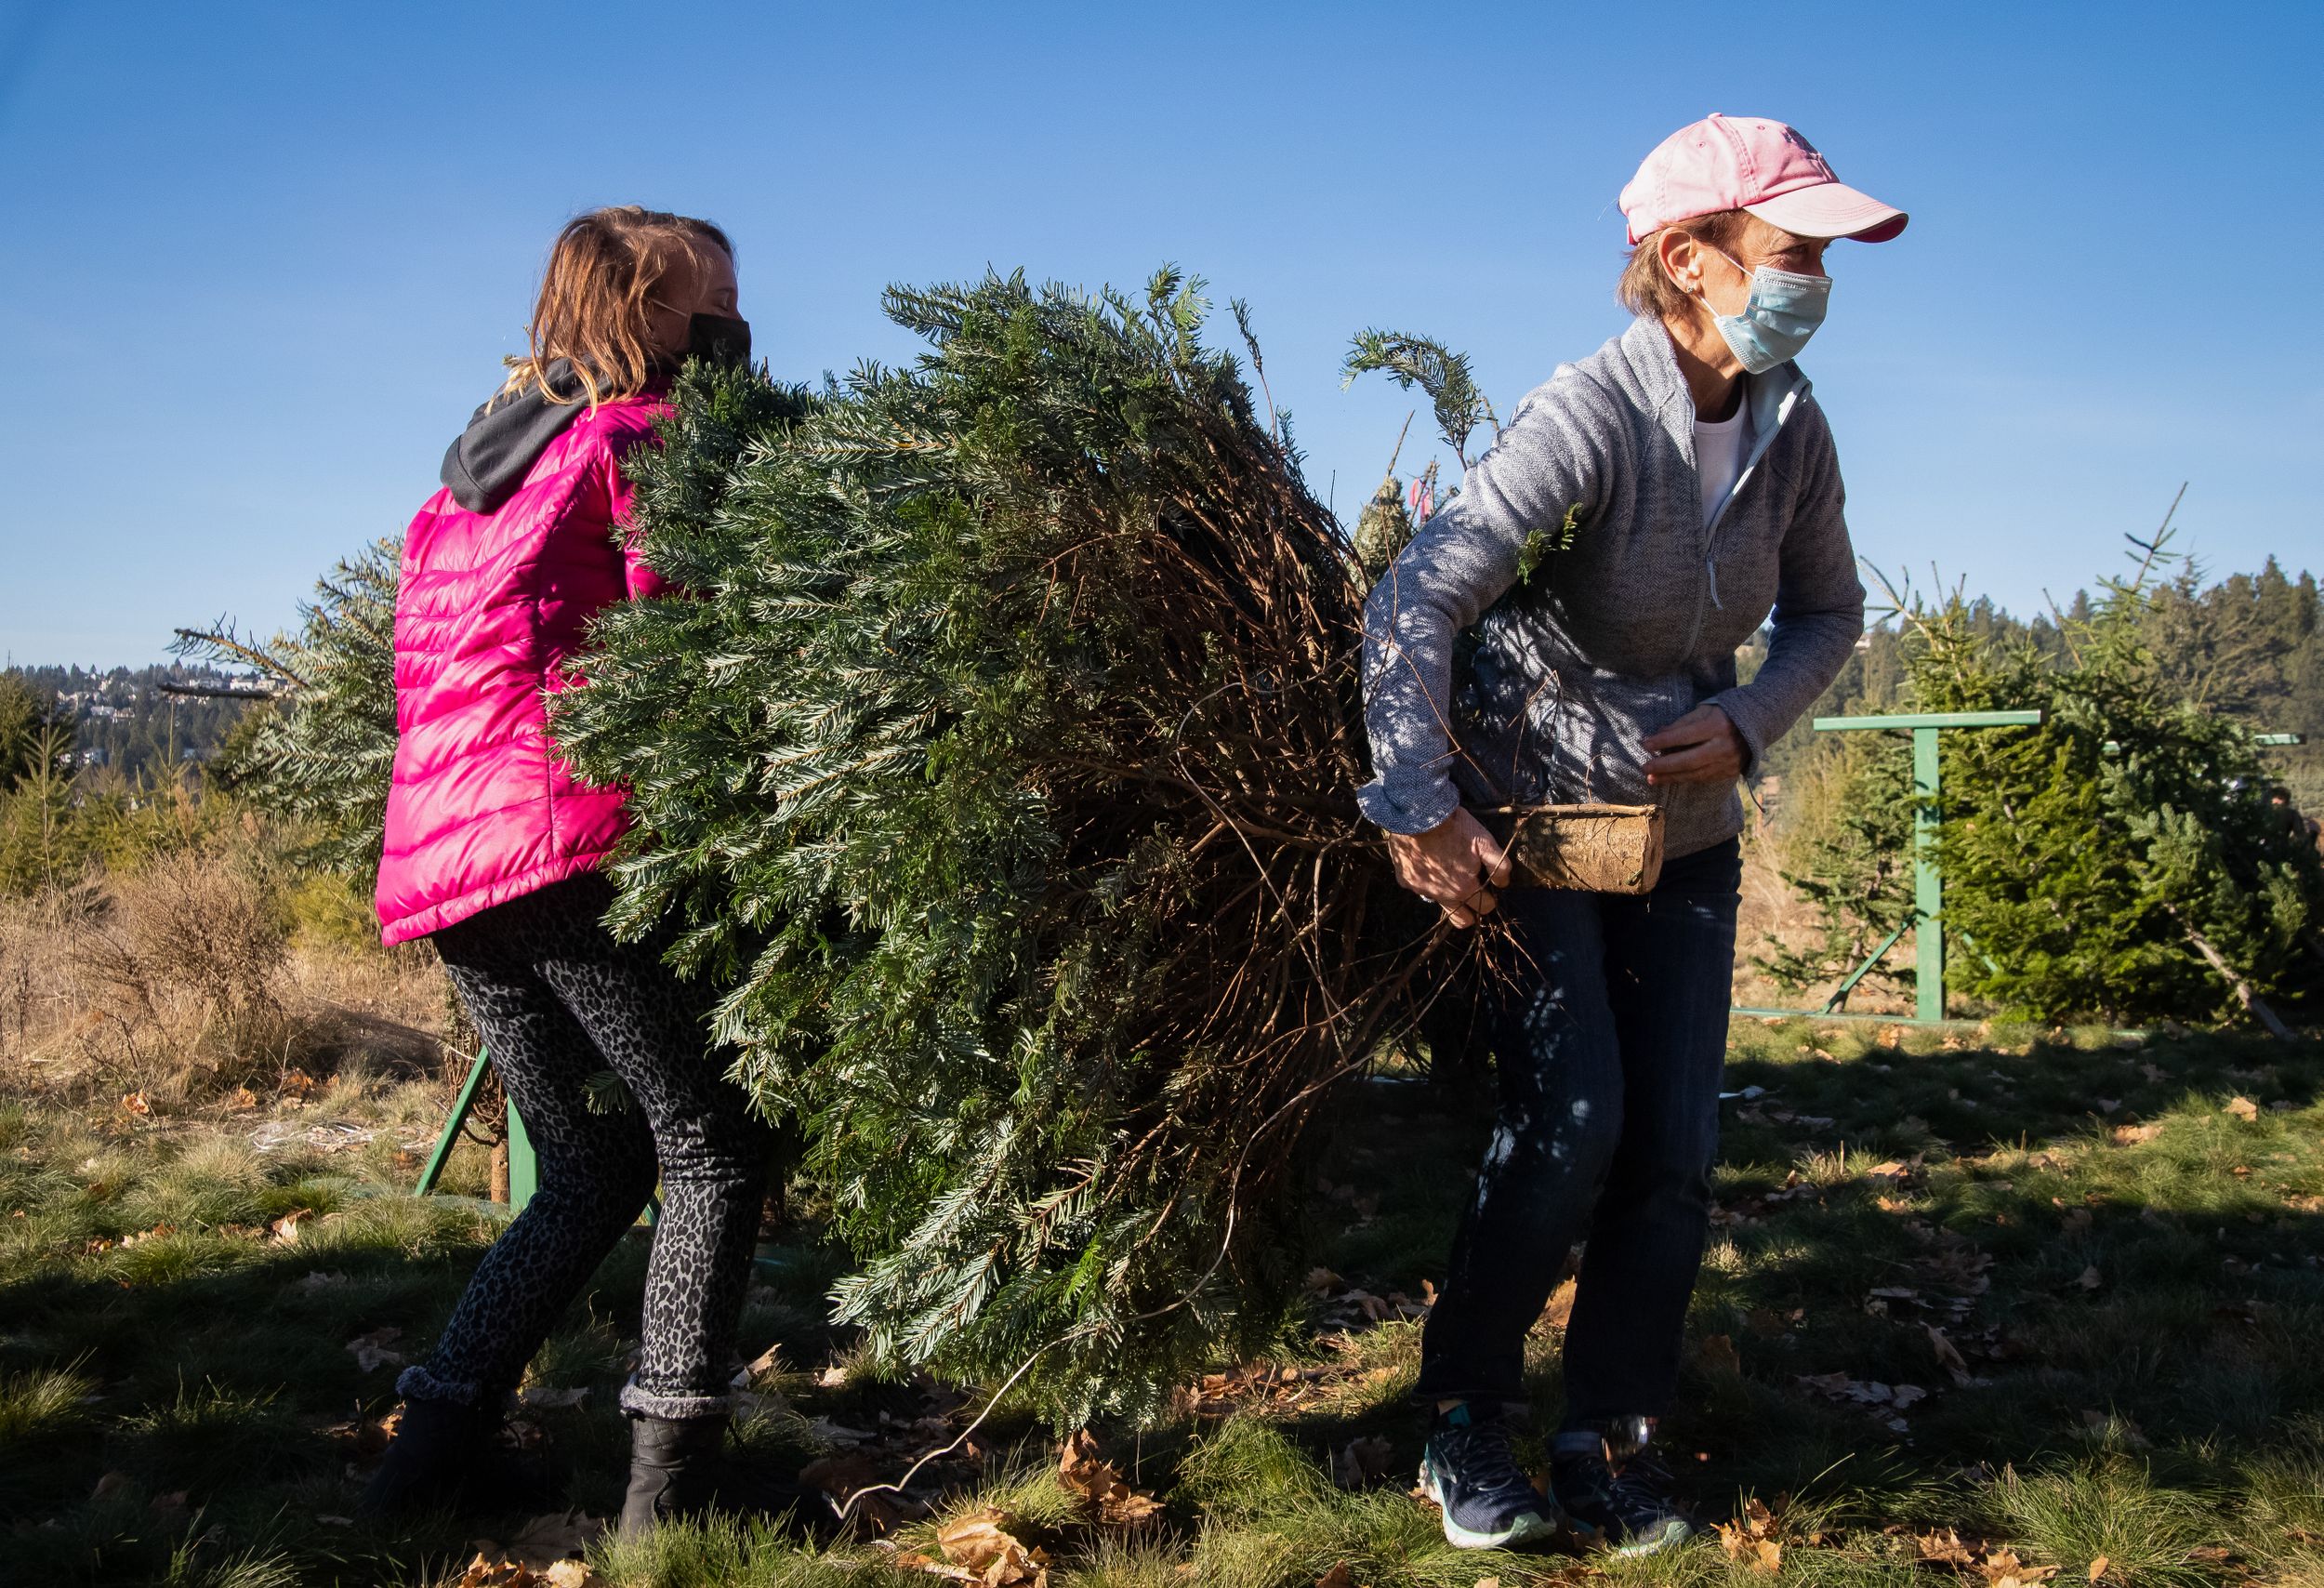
[375,393,669,945]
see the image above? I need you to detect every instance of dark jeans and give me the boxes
[1412,836,1741,1423]
[402,873,773,1423]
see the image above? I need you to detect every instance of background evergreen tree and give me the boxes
[175,539,401,876]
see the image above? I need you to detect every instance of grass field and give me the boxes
[6,1012,2323,1587]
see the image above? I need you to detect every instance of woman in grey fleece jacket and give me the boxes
[1367,114,1898,1555]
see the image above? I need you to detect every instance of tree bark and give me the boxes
[2167,904,2295,1042]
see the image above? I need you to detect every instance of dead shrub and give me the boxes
[71,847,293,1097]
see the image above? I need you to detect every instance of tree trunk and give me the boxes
[2168,905,2295,1042]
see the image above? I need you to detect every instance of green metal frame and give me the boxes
[1776,708,2045,1024]
[413,1048,539,1211]
[1738,718,2301,1028]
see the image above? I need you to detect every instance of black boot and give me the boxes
[621,1413,730,1534]
[620,1413,826,1537]
[358,1396,497,1517]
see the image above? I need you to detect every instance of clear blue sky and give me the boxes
[3,0,2317,665]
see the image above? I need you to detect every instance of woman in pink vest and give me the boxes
[364,207,777,1532]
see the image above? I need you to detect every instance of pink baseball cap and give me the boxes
[1619,113,1907,245]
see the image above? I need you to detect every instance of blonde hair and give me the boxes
[501,205,733,409]
[1615,208,1750,321]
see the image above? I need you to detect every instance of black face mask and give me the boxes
[685,312,752,367]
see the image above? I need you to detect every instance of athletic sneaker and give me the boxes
[1416,1402,1558,1551]
[1549,1421,1690,1556]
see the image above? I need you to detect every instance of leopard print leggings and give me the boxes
[396,871,772,1422]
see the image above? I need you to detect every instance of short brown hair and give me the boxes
[1616,208,1750,321]
[503,205,733,408]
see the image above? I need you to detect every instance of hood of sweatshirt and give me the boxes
[437,361,597,515]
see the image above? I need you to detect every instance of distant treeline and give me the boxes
[1750,556,2323,814]
[2,664,257,786]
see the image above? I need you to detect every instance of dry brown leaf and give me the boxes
[517,1384,589,1409]
[1978,1546,2059,1588]
[1716,1521,1783,1573]
[2111,1123,2162,1145]
[228,1086,259,1112]
[1697,1333,1742,1376]
[1926,1324,1973,1384]
[1332,1434,1395,1489]
[2086,1555,2109,1582]
[345,1327,406,1373]
[500,1511,604,1568]
[1917,1527,1978,1566]
[1314,1566,1358,1588]
[1057,1431,1163,1525]
[271,1209,314,1245]
[936,1507,1049,1586]
[2075,1265,2102,1290]
[2226,1096,2261,1121]
[121,1091,152,1117]
[801,1451,907,1533]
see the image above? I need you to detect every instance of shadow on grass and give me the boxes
[1263,1021,2324,1578]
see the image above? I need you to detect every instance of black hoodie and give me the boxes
[437,360,597,515]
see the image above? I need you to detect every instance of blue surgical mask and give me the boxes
[1701,249,1830,374]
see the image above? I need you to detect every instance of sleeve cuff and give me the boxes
[1356,775,1461,836]
[1705,692,1769,780]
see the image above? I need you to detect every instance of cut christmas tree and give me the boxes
[552,270,1454,1423]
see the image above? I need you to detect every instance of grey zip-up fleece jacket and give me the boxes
[1357,315,1866,858]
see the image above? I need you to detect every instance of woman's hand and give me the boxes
[1642,704,1746,786]
[1384,806,1513,928]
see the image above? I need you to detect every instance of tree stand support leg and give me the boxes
[414,1048,536,1212]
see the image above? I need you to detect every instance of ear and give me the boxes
[1656,229,1706,299]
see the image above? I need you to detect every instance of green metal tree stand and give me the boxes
[412,1048,535,1208]
[1732,708,2044,1025]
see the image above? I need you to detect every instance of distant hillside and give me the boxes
[5,664,259,783]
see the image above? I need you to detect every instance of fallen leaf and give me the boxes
[1926,1324,1973,1384]
[345,1327,406,1373]
[1332,1434,1395,1489]
[461,1510,607,1581]
[936,1507,1049,1585]
[1058,1430,1164,1525]
[1314,1567,1358,1588]
[2075,1265,2102,1291]
[2087,1555,2109,1582]
[1697,1333,1743,1376]
[2226,1096,2261,1122]
[2111,1123,2162,1145]
[1917,1528,1978,1566]
[228,1086,259,1112]
[271,1209,314,1245]
[517,1384,588,1409]
[91,1471,129,1500]
[1978,1546,2059,1587]
[121,1092,152,1117]
[800,1451,906,1533]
